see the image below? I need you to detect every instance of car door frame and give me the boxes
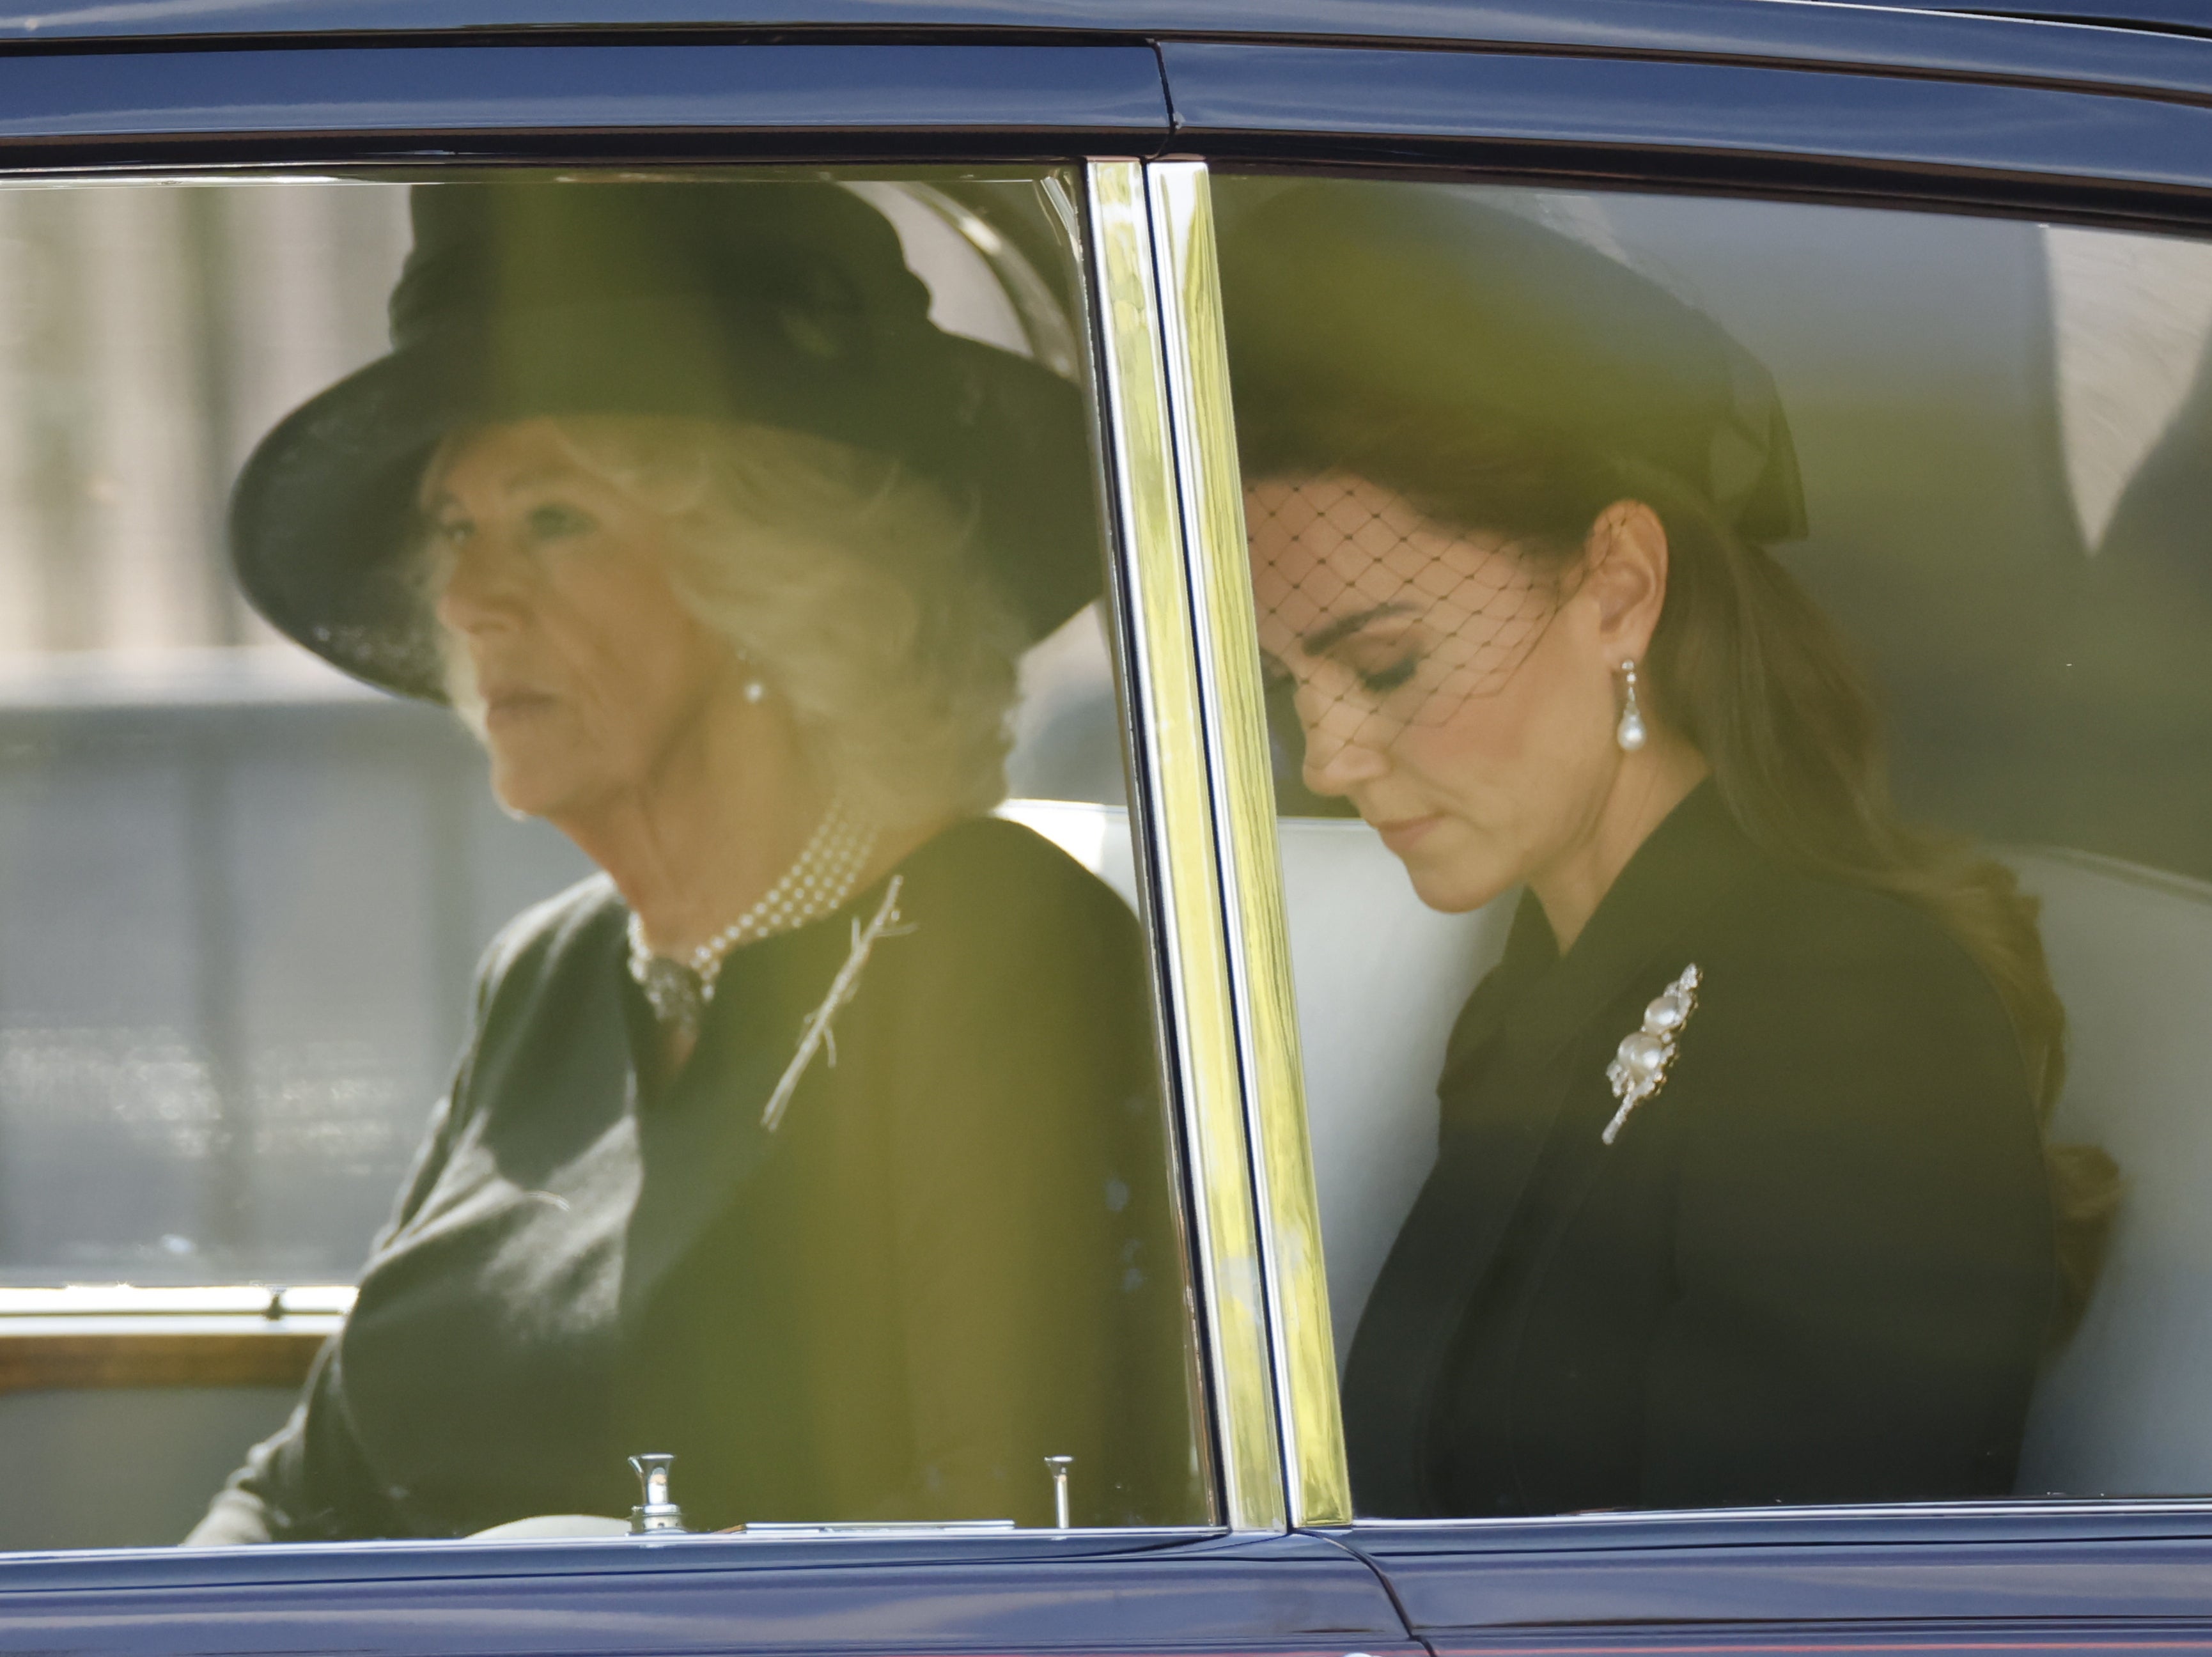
[1139,12,2212,1636]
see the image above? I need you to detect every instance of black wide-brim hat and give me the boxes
[232,180,1102,700]
[1217,182,1807,544]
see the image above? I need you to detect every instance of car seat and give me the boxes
[2011,846,2212,1497]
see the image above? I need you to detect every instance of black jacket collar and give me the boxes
[1445,777,1754,1082]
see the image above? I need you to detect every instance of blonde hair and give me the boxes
[426,416,1025,830]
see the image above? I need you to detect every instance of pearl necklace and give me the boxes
[626,795,878,1035]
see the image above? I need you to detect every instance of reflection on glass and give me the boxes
[0,181,449,1289]
[0,171,1203,1550]
[1213,176,2212,1513]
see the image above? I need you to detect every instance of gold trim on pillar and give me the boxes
[1084,159,1287,1533]
[1145,160,1351,1529]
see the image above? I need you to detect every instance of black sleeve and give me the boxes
[1637,930,2056,1506]
[181,1337,406,1544]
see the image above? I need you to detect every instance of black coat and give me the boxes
[1343,784,2057,1517]
[191,818,1203,1542]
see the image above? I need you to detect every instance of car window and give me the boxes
[0,167,1210,1550]
[1212,171,2212,1513]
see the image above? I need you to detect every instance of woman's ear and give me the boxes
[1580,499,1670,662]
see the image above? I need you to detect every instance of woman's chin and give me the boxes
[485,756,579,823]
[487,776,548,821]
[1396,844,1516,916]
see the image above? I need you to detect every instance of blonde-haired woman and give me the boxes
[187,182,1199,1543]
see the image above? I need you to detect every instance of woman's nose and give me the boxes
[1297,681,1392,795]
[433,540,527,635]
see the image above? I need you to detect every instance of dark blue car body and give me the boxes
[4,1,2211,1649]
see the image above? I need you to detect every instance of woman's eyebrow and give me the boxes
[501,463,581,495]
[1303,603,1415,657]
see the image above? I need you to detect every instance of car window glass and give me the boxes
[1213,172,2212,1513]
[0,168,1208,1550]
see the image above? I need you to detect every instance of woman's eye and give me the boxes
[1357,655,1421,694]
[432,516,473,547]
[523,502,596,544]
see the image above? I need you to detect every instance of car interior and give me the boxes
[3,162,2211,1549]
[1028,181,2212,1504]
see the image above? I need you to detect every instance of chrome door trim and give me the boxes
[1084,158,1288,1533]
[1143,159,1351,1529]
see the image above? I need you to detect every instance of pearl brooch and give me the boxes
[1601,963,1700,1145]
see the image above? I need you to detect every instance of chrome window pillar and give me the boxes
[1146,160,1351,1530]
[1087,159,1284,1534]
[1086,158,1351,1532]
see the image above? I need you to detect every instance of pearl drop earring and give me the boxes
[742,679,768,706]
[1616,658,1647,752]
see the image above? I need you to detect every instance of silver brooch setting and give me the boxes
[1601,963,1701,1146]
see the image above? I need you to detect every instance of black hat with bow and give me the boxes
[1217,182,1807,544]
[231,180,1101,700]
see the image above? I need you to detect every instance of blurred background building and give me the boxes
[0,180,594,1288]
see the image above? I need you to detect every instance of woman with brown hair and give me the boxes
[1220,181,2112,1518]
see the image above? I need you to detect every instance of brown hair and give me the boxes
[1243,401,2119,1342]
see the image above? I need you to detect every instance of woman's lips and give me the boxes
[484,688,557,726]
[1370,814,1443,855]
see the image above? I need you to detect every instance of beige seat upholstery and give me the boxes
[1272,821,1508,1368]
[2012,847,2212,1497]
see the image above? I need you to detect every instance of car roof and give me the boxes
[1885,0,2208,26]
[0,0,2202,48]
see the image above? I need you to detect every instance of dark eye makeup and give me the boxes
[524,501,596,543]
[1356,655,1421,694]
[1276,609,1428,699]
[1339,622,1426,696]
